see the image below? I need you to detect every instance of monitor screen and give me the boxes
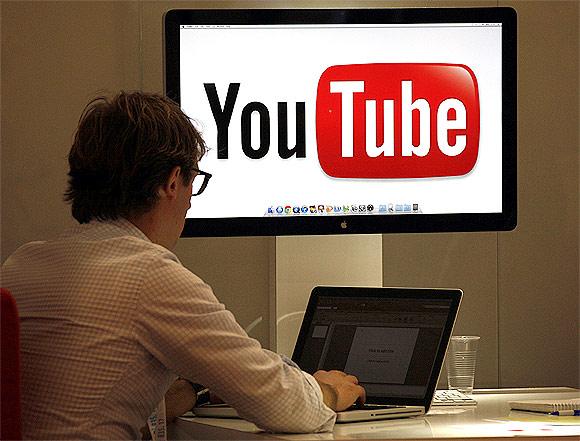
[164,8,517,237]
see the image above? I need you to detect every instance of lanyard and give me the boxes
[147,397,167,441]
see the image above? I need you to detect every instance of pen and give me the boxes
[549,410,580,416]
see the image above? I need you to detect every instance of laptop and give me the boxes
[193,286,462,423]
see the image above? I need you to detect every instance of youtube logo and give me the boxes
[204,64,479,180]
[316,63,480,178]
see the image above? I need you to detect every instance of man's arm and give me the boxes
[136,261,349,433]
[162,371,366,420]
[143,370,364,440]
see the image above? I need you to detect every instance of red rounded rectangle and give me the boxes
[316,63,480,178]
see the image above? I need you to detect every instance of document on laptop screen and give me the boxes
[296,296,452,398]
[344,327,419,384]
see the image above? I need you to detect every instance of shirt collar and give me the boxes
[105,218,152,243]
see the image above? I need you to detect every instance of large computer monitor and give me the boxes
[164,7,517,237]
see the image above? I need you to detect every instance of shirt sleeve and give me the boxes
[133,254,336,433]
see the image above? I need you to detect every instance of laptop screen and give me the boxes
[292,286,462,409]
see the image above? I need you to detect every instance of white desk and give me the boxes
[169,388,580,440]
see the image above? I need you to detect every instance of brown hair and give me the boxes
[64,91,206,223]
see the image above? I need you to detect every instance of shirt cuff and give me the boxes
[301,371,337,432]
[280,354,336,432]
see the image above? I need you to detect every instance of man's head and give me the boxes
[65,91,206,224]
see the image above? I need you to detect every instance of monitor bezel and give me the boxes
[164,7,517,237]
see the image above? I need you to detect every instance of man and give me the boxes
[2,91,365,440]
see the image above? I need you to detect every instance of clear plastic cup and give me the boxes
[446,336,480,394]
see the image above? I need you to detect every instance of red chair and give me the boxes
[1,288,22,440]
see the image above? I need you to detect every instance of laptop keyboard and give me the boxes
[432,389,477,406]
[351,403,404,410]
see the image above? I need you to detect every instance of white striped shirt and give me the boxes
[2,219,335,439]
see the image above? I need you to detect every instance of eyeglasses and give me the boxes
[191,167,212,196]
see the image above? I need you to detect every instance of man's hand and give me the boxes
[166,379,197,421]
[141,379,196,439]
[313,370,366,412]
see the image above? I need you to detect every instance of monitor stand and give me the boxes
[270,235,383,356]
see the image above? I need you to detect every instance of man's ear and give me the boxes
[158,166,182,200]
